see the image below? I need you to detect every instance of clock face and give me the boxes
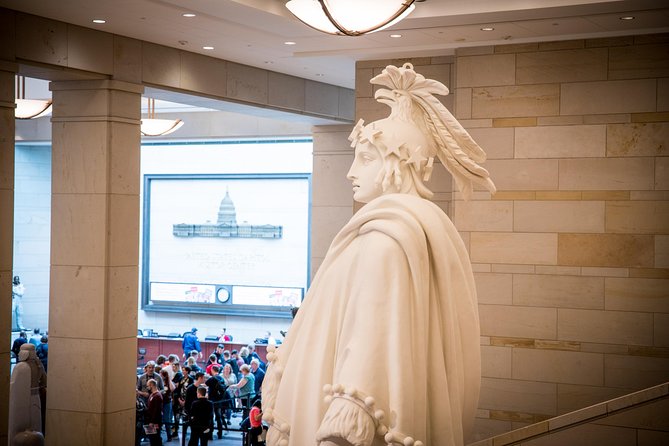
[217,288,230,303]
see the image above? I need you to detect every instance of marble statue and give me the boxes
[262,63,496,446]
[9,349,31,445]
[12,275,25,331]
[9,344,47,445]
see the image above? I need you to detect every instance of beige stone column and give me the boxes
[0,60,17,446]
[46,79,142,445]
[310,125,354,277]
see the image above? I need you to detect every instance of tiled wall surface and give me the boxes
[356,34,669,442]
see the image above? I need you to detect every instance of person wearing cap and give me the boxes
[212,344,225,364]
[182,327,202,359]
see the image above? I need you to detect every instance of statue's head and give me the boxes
[346,63,496,203]
[347,116,433,203]
[18,343,35,362]
[13,275,20,285]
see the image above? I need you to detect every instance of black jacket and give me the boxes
[189,398,213,430]
[205,375,225,403]
[11,337,27,357]
[184,384,199,415]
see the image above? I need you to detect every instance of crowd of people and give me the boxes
[11,327,48,372]
[136,338,267,446]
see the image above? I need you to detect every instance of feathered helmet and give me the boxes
[348,63,496,200]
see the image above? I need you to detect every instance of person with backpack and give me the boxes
[184,372,206,441]
[204,365,226,439]
[35,335,48,372]
[171,362,189,439]
[135,395,148,446]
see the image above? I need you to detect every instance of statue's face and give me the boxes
[347,141,384,203]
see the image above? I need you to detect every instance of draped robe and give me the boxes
[263,193,481,446]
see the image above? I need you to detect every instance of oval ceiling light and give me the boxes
[182,13,196,18]
[286,0,416,36]
[15,99,52,119]
[140,118,184,136]
[92,19,106,24]
[141,97,184,137]
[14,75,52,119]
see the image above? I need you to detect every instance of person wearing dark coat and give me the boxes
[204,365,227,439]
[250,359,265,396]
[11,331,27,358]
[35,335,48,372]
[182,327,202,359]
[183,372,206,440]
[146,379,164,446]
[188,386,213,446]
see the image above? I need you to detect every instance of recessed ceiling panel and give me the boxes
[513,16,607,36]
[420,22,539,44]
[585,10,669,31]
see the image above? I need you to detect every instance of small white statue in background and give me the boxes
[12,275,26,331]
[262,63,495,446]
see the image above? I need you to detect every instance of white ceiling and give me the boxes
[2,0,669,90]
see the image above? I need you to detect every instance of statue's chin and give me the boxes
[353,191,378,204]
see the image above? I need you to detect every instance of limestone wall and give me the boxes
[355,34,669,442]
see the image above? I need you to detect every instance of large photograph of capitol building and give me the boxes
[172,189,283,239]
[142,174,309,315]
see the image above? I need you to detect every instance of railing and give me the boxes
[468,382,669,446]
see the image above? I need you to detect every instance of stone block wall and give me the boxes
[355,34,669,442]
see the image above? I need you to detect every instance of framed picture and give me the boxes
[141,173,310,317]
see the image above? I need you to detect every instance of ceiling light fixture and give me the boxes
[92,19,106,24]
[284,41,297,45]
[14,76,52,119]
[619,16,635,20]
[285,0,416,36]
[390,34,402,38]
[481,26,495,31]
[202,46,214,50]
[140,97,184,137]
[182,13,196,18]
